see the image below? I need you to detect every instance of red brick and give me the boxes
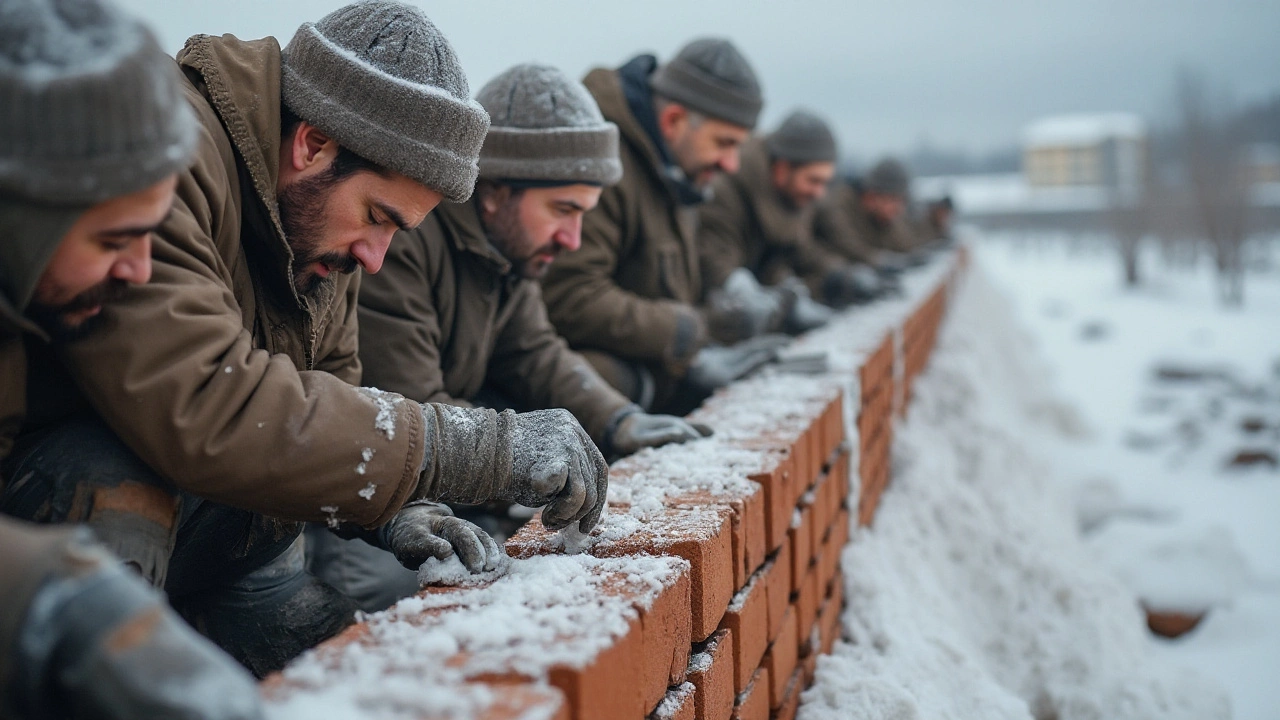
[787,503,813,594]
[649,682,695,720]
[771,668,803,720]
[765,544,792,643]
[818,579,844,656]
[720,566,769,694]
[733,666,770,720]
[818,522,841,595]
[763,605,799,710]
[546,614,646,720]
[642,564,693,703]
[801,645,818,688]
[728,481,768,591]
[689,628,735,720]
[747,448,795,554]
[796,563,820,647]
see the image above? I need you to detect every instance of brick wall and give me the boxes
[264,248,970,720]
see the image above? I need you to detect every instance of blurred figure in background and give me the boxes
[325,63,710,612]
[815,157,924,278]
[0,0,262,716]
[697,109,882,318]
[914,194,957,248]
[540,37,789,416]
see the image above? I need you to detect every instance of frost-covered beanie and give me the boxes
[0,0,198,204]
[280,0,490,203]
[649,37,763,130]
[864,158,910,197]
[475,64,621,187]
[765,110,838,165]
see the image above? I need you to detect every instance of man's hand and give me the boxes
[822,264,885,308]
[703,268,786,343]
[378,501,502,573]
[606,406,713,457]
[685,333,792,393]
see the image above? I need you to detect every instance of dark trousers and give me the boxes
[0,417,357,677]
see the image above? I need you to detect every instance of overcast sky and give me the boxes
[118,0,1280,158]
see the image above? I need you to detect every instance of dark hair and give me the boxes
[280,105,388,181]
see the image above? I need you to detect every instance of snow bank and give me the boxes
[799,267,1230,720]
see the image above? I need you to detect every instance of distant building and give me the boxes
[1244,143,1280,185]
[1022,113,1147,196]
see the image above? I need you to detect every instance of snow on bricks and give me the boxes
[721,563,769,694]
[688,628,735,720]
[265,553,687,720]
[732,667,770,720]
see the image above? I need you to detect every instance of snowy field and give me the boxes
[801,235,1279,719]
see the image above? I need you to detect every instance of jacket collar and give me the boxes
[434,200,513,276]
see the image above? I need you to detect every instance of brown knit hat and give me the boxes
[649,37,763,130]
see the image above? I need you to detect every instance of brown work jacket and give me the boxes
[18,35,426,529]
[698,138,847,296]
[539,64,707,393]
[357,200,630,448]
[813,181,918,262]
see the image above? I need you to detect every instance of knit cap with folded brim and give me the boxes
[649,37,763,130]
[765,110,838,165]
[280,0,489,203]
[0,0,198,204]
[475,63,621,187]
[864,158,910,196]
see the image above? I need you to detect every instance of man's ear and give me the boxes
[771,159,791,189]
[288,121,339,173]
[656,102,688,141]
[478,183,511,216]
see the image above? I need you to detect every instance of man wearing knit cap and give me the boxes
[814,156,924,270]
[1,0,265,717]
[3,1,609,676]
[698,109,886,318]
[541,37,790,414]
[312,64,712,611]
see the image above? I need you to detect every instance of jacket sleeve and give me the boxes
[696,176,748,292]
[487,282,631,447]
[57,120,422,529]
[540,183,705,375]
[356,227,459,406]
[812,187,881,266]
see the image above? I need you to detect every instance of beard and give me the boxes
[484,196,562,280]
[25,277,129,342]
[279,170,359,297]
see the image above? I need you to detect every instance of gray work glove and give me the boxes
[703,268,786,343]
[7,528,265,720]
[417,406,609,533]
[775,277,835,335]
[375,501,503,573]
[822,264,885,308]
[685,333,792,394]
[874,251,910,276]
[605,405,713,457]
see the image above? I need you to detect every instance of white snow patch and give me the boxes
[356,386,402,440]
[416,553,512,587]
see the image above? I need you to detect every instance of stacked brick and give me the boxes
[262,249,968,720]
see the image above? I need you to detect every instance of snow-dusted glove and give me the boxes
[822,264,885,308]
[685,334,792,394]
[775,278,834,334]
[417,406,609,532]
[6,528,264,720]
[605,405,713,457]
[874,251,910,276]
[376,501,503,573]
[703,268,786,343]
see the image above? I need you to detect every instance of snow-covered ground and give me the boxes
[801,236,1279,719]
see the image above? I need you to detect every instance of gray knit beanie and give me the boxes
[765,110,838,165]
[864,158,910,196]
[280,1,489,203]
[475,64,621,186]
[0,0,198,204]
[649,37,763,130]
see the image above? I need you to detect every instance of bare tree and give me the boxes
[1175,69,1252,306]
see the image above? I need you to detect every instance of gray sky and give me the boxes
[119,0,1280,157]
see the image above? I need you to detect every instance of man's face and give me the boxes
[27,175,175,339]
[771,160,835,210]
[278,123,443,296]
[480,184,603,280]
[664,110,750,190]
[862,191,906,225]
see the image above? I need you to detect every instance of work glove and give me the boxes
[6,527,265,720]
[605,405,713,457]
[684,333,792,394]
[874,251,910,276]
[775,277,834,335]
[822,264,885,308]
[702,268,786,343]
[374,501,503,573]
[417,405,609,533]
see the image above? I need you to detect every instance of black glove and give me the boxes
[605,405,713,457]
[418,406,610,533]
[685,334,792,394]
[375,501,503,573]
[822,264,885,308]
[6,527,265,720]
